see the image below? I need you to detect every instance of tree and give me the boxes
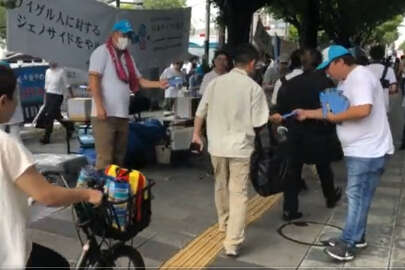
[266,0,405,48]
[212,0,268,47]
[318,0,405,47]
[143,0,186,9]
[359,15,403,47]
[266,0,320,48]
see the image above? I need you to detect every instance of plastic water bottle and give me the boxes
[106,177,130,231]
[76,166,99,188]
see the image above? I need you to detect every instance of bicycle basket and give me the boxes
[74,180,153,241]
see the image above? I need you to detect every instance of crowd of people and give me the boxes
[192,43,401,262]
[1,16,405,268]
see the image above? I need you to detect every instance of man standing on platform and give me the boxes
[192,44,269,257]
[88,19,168,170]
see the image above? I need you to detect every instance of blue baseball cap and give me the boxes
[317,45,351,70]
[112,19,134,34]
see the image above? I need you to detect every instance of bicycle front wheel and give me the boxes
[100,245,145,269]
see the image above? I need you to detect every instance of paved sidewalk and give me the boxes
[24,96,405,269]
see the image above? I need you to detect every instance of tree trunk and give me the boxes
[299,0,319,48]
[218,24,226,47]
[227,9,254,47]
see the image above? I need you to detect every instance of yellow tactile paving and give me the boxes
[159,193,282,270]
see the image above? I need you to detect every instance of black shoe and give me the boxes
[321,237,367,249]
[39,137,50,144]
[282,211,303,221]
[326,187,342,208]
[324,240,354,261]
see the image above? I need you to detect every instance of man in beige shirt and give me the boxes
[192,44,269,256]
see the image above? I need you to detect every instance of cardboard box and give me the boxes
[67,98,92,121]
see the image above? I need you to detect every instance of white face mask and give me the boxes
[115,37,129,50]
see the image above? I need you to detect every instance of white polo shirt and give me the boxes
[196,68,270,158]
[89,44,142,119]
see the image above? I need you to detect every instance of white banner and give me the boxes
[7,0,191,71]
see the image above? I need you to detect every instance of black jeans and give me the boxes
[43,93,71,139]
[26,243,70,269]
[283,161,336,214]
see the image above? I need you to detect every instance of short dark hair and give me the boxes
[289,49,303,70]
[301,48,322,71]
[0,65,17,100]
[369,45,385,61]
[233,44,259,65]
[213,49,230,60]
[333,54,356,66]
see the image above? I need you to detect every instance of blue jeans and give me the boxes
[341,156,386,247]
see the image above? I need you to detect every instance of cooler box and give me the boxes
[67,98,92,121]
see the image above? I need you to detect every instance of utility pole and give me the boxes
[204,0,211,66]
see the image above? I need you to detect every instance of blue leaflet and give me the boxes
[168,76,185,88]
[282,111,297,119]
[320,88,350,117]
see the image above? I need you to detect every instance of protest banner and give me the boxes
[13,65,48,123]
[7,0,191,72]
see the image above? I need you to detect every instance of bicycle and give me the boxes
[42,170,153,269]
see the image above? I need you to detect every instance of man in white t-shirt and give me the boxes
[296,45,394,261]
[192,44,269,257]
[88,19,168,170]
[0,65,102,269]
[198,50,230,96]
[160,60,186,111]
[367,45,398,112]
[40,62,75,144]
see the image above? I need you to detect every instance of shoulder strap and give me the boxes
[381,63,389,81]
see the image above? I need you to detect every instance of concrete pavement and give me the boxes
[24,94,405,269]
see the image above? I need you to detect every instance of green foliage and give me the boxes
[287,25,298,43]
[361,15,403,46]
[143,0,186,9]
[264,0,405,47]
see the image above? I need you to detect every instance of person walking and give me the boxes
[0,64,102,269]
[367,45,398,113]
[198,49,230,96]
[88,19,168,170]
[192,44,269,256]
[272,48,343,221]
[40,62,74,144]
[296,45,394,261]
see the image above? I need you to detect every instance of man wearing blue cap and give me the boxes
[88,19,168,170]
[295,45,394,261]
